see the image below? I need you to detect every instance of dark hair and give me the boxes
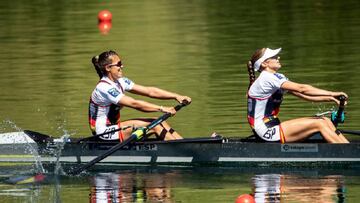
[247,48,265,89]
[91,50,118,79]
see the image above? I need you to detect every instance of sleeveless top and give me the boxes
[88,76,134,134]
[247,71,288,133]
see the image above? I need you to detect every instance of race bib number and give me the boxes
[102,127,117,139]
[262,127,277,140]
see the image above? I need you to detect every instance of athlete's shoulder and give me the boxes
[119,77,133,86]
[97,80,112,88]
[118,77,135,91]
[95,78,114,92]
[259,71,286,80]
[273,72,287,80]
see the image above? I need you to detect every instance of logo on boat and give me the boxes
[132,144,157,151]
[281,144,318,152]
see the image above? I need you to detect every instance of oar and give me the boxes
[25,126,133,144]
[5,173,46,185]
[24,130,54,143]
[316,95,360,137]
[68,102,188,175]
[333,95,346,127]
[338,129,360,136]
[331,95,360,136]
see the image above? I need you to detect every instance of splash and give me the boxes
[314,103,336,117]
[52,131,70,175]
[0,120,45,174]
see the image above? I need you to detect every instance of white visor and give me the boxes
[253,48,282,71]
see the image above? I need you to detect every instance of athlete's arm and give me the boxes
[129,84,191,104]
[118,95,176,115]
[281,81,347,98]
[289,91,339,103]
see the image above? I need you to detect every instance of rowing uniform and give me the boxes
[247,71,288,143]
[89,76,134,141]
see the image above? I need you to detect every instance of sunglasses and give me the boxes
[107,61,123,68]
[266,55,279,60]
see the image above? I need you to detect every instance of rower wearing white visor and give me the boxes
[246,48,349,143]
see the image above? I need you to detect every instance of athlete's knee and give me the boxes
[314,118,328,128]
[322,117,332,123]
[320,117,336,128]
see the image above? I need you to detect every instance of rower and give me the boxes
[89,50,191,142]
[246,48,349,143]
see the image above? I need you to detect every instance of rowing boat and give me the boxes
[1,130,359,169]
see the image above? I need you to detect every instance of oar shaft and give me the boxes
[339,129,360,136]
[69,133,137,175]
[147,102,187,131]
[81,103,187,142]
[69,102,188,175]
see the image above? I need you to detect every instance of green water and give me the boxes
[1,0,360,202]
[1,0,360,138]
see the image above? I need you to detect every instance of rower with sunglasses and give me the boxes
[89,50,191,142]
[247,48,349,143]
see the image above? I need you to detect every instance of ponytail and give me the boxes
[247,60,256,90]
[91,50,118,79]
[247,48,266,90]
[92,55,103,79]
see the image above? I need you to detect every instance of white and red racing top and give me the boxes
[89,76,134,134]
[247,71,288,133]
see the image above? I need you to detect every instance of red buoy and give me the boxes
[98,10,112,22]
[235,194,255,203]
[98,21,112,35]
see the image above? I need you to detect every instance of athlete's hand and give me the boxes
[332,92,348,106]
[176,95,192,105]
[161,106,177,116]
[332,92,348,100]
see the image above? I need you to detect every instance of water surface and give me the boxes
[1,0,360,202]
[1,0,360,138]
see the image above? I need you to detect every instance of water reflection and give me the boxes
[90,171,176,203]
[252,174,345,203]
[0,166,357,202]
[98,21,112,35]
[88,168,349,203]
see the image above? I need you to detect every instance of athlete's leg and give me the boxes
[120,118,182,140]
[96,124,124,141]
[321,117,349,143]
[281,117,348,143]
[155,121,183,140]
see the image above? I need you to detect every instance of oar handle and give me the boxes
[334,95,346,127]
[146,101,189,131]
